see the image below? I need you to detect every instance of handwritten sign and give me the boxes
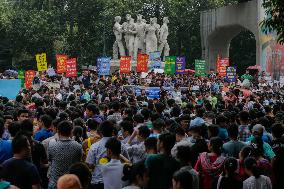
[66,58,77,77]
[25,70,35,89]
[56,55,68,73]
[36,53,48,71]
[120,56,131,73]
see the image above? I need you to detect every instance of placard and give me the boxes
[56,55,68,73]
[120,56,131,73]
[149,51,161,69]
[226,66,237,83]
[195,60,206,77]
[36,53,48,71]
[25,70,35,89]
[175,57,186,74]
[97,57,111,76]
[137,54,149,73]
[164,56,176,75]
[66,58,77,77]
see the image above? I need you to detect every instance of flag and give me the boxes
[66,58,77,77]
[137,54,149,73]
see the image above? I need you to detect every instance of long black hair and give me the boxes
[219,158,242,189]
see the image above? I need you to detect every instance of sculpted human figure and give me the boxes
[122,14,136,58]
[113,16,125,59]
[145,18,159,55]
[158,17,170,60]
[133,14,146,60]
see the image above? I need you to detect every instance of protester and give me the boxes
[243,157,272,189]
[2,134,41,189]
[48,121,82,189]
[0,66,284,189]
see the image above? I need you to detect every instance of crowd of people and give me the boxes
[0,68,284,189]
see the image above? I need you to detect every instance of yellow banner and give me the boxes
[36,53,48,71]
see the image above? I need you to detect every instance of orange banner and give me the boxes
[137,54,149,73]
[66,58,77,77]
[218,58,229,77]
[56,55,68,73]
[25,70,35,89]
[120,56,131,73]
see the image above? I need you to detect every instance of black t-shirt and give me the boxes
[2,158,41,189]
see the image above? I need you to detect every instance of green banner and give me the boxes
[195,60,206,77]
[164,56,176,75]
[18,70,25,88]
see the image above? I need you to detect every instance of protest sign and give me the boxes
[97,57,111,76]
[0,80,21,100]
[66,58,77,77]
[149,51,161,69]
[45,82,61,90]
[36,53,48,71]
[195,60,206,77]
[164,56,176,75]
[145,87,161,99]
[137,54,149,73]
[25,70,35,89]
[56,55,68,73]
[226,66,237,83]
[120,56,131,73]
[175,57,186,74]
[218,58,229,77]
[18,70,25,87]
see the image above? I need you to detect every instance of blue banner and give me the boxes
[175,56,186,74]
[145,87,160,99]
[97,57,111,76]
[226,66,237,83]
[149,51,161,70]
[0,79,21,100]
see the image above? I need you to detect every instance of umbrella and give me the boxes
[247,65,261,71]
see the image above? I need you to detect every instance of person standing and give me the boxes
[48,121,82,189]
[0,119,12,164]
[2,134,41,189]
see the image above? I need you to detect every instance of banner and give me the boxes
[164,56,176,75]
[175,57,186,74]
[195,60,206,77]
[134,86,160,99]
[149,51,161,69]
[218,58,229,77]
[137,54,149,73]
[226,66,237,83]
[97,57,111,76]
[0,80,21,100]
[66,58,77,77]
[36,53,48,71]
[120,56,131,73]
[25,70,35,89]
[56,55,68,73]
[18,70,25,87]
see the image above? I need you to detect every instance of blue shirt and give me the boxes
[34,128,54,142]
[190,117,205,128]
[0,139,13,164]
[218,128,228,141]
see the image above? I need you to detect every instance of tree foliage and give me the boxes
[0,0,254,71]
[262,0,284,44]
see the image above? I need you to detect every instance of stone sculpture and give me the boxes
[158,17,170,60]
[113,15,170,60]
[113,16,125,60]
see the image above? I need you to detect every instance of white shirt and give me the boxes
[243,175,272,189]
[102,159,124,189]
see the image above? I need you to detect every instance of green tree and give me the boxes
[262,0,284,44]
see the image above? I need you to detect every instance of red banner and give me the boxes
[218,58,229,77]
[66,58,77,77]
[25,70,35,89]
[56,55,68,73]
[137,54,149,72]
[120,56,131,73]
